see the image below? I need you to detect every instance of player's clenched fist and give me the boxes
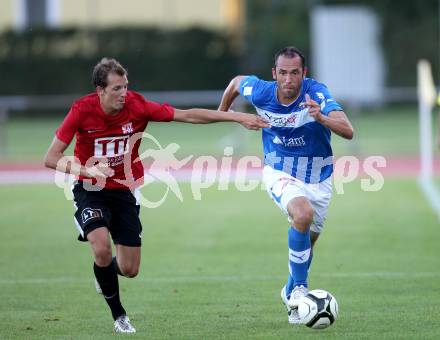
[86,162,115,179]
[302,93,324,123]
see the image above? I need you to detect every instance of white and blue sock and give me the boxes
[286,251,313,296]
[288,226,311,288]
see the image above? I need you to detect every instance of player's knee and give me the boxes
[120,264,139,278]
[125,269,139,278]
[292,208,314,230]
[91,243,112,266]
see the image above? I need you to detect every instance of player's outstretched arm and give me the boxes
[173,108,269,130]
[218,75,247,111]
[44,136,114,178]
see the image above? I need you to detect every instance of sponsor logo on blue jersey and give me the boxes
[273,135,306,147]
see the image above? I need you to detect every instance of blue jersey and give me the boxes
[239,76,343,183]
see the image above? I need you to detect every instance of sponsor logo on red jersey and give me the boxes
[94,136,129,157]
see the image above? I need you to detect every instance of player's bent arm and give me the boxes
[44,136,86,176]
[319,110,354,140]
[44,136,70,169]
[173,108,269,130]
[218,75,247,111]
[44,137,113,178]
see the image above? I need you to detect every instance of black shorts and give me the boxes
[72,181,142,247]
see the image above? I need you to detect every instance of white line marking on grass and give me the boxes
[0,272,439,285]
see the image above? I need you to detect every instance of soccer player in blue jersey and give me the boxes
[218,46,354,324]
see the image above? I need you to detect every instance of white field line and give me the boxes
[0,272,439,285]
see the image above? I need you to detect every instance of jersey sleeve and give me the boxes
[309,82,343,116]
[144,100,175,122]
[55,104,80,144]
[238,75,266,105]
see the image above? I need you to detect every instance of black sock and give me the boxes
[112,256,124,276]
[93,262,126,320]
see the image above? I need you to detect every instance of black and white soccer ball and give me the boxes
[297,289,339,329]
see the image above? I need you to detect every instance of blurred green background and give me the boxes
[0,0,437,94]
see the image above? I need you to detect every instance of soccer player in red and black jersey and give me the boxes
[44,58,268,333]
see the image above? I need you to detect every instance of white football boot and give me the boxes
[288,285,309,308]
[281,286,301,324]
[114,315,136,333]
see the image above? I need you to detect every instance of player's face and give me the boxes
[272,55,306,102]
[98,73,128,114]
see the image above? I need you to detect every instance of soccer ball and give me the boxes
[297,289,338,329]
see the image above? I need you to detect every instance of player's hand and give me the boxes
[236,113,270,130]
[302,93,324,123]
[86,162,115,179]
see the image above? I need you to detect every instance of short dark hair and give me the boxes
[274,46,306,69]
[92,58,127,88]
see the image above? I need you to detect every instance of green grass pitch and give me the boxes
[0,179,439,339]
